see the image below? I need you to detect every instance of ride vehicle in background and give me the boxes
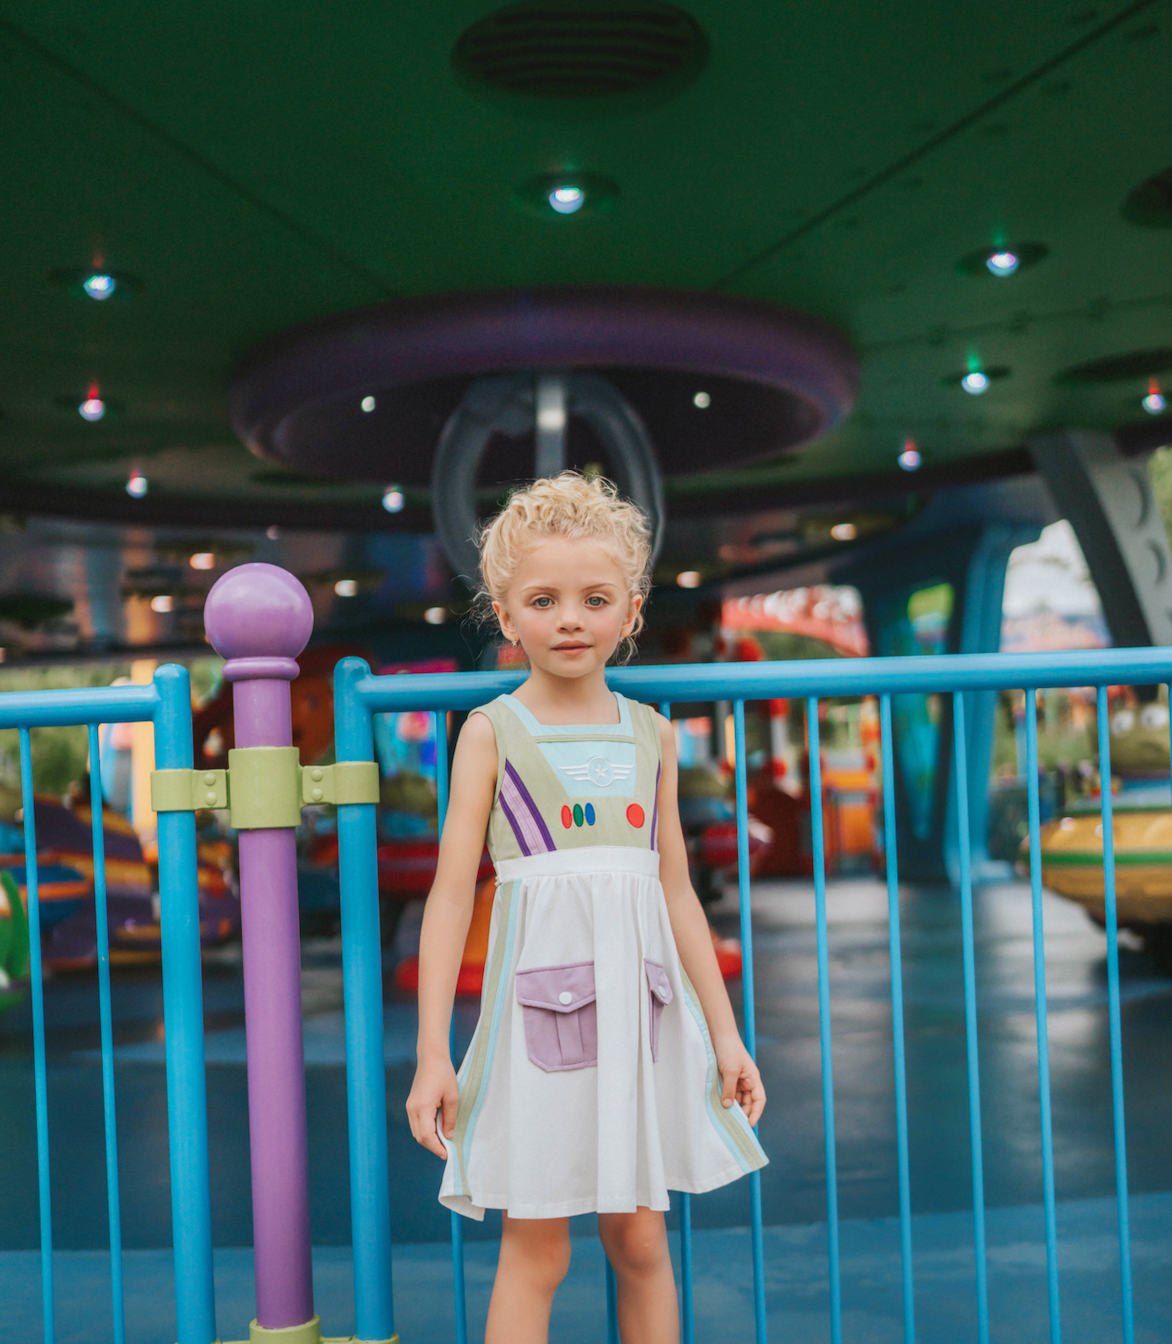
[0,787,238,971]
[1030,685,1172,968]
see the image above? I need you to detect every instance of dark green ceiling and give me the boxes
[0,0,1170,525]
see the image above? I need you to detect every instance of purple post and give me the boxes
[205,564,316,1332]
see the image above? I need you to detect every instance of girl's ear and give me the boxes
[492,599,518,645]
[621,592,643,638]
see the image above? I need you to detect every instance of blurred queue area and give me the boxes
[4,513,1168,1016]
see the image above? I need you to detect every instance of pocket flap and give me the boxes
[644,958,673,1005]
[515,960,597,1012]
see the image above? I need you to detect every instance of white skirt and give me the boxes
[439,846,767,1220]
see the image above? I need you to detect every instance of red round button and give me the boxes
[626,803,645,828]
[561,805,573,828]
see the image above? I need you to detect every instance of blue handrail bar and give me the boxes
[338,647,1172,716]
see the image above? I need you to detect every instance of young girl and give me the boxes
[406,473,767,1343]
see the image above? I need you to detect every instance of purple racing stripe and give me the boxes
[501,761,555,855]
[651,761,661,850]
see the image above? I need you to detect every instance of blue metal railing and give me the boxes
[331,645,1162,1344]
[4,668,212,1344]
[10,642,1158,1343]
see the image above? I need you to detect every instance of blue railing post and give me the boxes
[153,664,217,1344]
[88,724,126,1344]
[333,657,397,1343]
[732,701,768,1344]
[1025,690,1062,1344]
[1098,685,1135,1344]
[19,728,54,1344]
[806,699,843,1344]
[433,708,469,1344]
[879,695,915,1344]
[951,692,989,1344]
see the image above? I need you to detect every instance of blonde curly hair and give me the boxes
[477,472,652,663]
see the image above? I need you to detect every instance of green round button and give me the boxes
[572,803,584,827]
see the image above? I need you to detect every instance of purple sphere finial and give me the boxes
[205,563,314,663]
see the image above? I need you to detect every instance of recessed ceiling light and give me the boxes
[549,185,585,214]
[898,442,921,471]
[50,266,141,301]
[1143,381,1166,414]
[693,391,710,408]
[956,241,1047,277]
[126,470,148,497]
[189,552,216,570]
[150,594,173,613]
[830,522,857,541]
[361,395,376,412]
[514,172,619,219]
[424,606,447,624]
[335,578,358,597]
[79,396,106,421]
[941,364,1010,390]
[676,570,701,588]
[382,486,405,513]
[83,273,116,300]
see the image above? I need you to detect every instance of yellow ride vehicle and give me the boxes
[1031,690,1172,966]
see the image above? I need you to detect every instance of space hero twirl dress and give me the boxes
[439,692,767,1220]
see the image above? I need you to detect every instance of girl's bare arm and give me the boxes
[406,712,498,1156]
[654,714,766,1125]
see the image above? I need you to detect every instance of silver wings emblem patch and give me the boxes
[560,756,633,788]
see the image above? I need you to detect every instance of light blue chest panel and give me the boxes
[500,694,639,800]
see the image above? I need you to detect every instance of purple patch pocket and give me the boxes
[644,959,673,1062]
[515,960,598,1072]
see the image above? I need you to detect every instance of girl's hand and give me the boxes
[406,1056,460,1158]
[715,1036,766,1127]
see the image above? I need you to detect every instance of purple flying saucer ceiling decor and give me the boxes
[228,287,859,486]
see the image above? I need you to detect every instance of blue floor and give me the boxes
[1,876,1170,1338]
[4,1193,1168,1343]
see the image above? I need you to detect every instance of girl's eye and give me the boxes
[586,595,607,607]
[533,596,553,608]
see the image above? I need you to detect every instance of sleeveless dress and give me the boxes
[438,691,768,1220]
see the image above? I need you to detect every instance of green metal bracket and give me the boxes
[151,767,229,812]
[227,746,302,829]
[301,760,380,807]
[149,755,379,829]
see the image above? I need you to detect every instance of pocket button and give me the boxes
[559,991,573,1004]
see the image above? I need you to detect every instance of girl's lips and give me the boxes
[553,643,590,652]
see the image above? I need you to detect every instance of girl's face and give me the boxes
[493,535,641,681]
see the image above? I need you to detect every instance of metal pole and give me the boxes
[153,666,218,1344]
[333,658,397,1343]
[205,565,317,1335]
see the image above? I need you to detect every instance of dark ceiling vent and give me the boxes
[453,1,708,115]
[1054,348,1172,384]
[1122,166,1172,228]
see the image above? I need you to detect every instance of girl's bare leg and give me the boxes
[485,1212,571,1344]
[598,1207,679,1344]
